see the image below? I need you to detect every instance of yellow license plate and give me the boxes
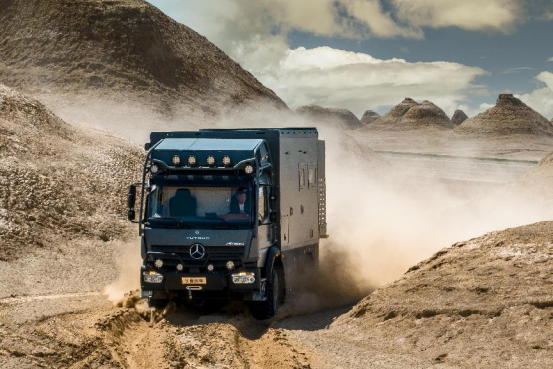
[182,277,207,285]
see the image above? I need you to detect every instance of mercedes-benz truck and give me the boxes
[127,128,327,319]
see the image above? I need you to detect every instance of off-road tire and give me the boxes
[249,267,281,320]
[148,298,168,309]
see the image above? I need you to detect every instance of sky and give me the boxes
[147,0,553,119]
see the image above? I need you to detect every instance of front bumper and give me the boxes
[141,265,261,292]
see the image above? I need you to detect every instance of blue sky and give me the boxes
[148,0,553,118]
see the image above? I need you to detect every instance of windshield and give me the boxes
[147,185,253,227]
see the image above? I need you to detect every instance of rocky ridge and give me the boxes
[0,0,287,114]
[360,110,380,126]
[457,94,553,136]
[0,84,143,261]
[334,221,553,368]
[365,98,453,130]
[451,109,469,125]
[296,105,362,130]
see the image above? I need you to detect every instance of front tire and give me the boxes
[249,267,281,320]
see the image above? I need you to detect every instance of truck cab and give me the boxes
[128,128,327,319]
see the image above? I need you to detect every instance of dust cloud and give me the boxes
[49,98,552,308]
[103,238,143,305]
[321,127,553,288]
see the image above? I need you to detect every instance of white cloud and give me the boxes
[147,0,489,116]
[518,72,553,119]
[151,0,421,46]
[500,67,535,74]
[260,46,487,116]
[391,0,522,33]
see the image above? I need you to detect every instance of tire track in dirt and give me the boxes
[0,292,103,305]
[0,289,317,368]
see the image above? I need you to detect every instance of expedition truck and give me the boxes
[127,128,327,319]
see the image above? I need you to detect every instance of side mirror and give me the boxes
[127,184,136,221]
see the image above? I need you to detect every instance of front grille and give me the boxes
[148,245,245,271]
[151,245,245,255]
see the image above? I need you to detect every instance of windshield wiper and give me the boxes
[148,217,190,229]
[209,217,238,229]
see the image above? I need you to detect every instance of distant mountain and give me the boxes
[0,0,287,114]
[296,105,363,130]
[364,98,453,130]
[360,110,380,126]
[457,94,553,136]
[451,109,469,125]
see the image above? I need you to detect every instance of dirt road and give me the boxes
[0,290,323,368]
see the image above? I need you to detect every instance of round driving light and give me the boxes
[226,261,235,270]
[207,264,214,272]
[176,264,184,271]
[187,155,197,166]
[154,259,163,269]
[207,155,215,166]
[150,164,159,174]
[172,155,181,166]
[244,165,254,174]
[222,155,231,166]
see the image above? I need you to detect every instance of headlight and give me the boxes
[207,155,215,166]
[222,155,231,166]
[244,165,254,174]
[188,155,197,166]
[226,260,235,270]
[143,270,163,283]
[207,264,214,272]
[154,259,163,269]
[176,264,184,271]
[150,164,159,174]
[172,155,181,166]
[231,271,255,284]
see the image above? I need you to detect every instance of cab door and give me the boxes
[257,185,273,249]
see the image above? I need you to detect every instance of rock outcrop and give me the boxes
[0,0,287,113]
[0,84,143,261]
[360,110,380,126]
[334,221,553,368]
[451,109,469,125]
[365,98,453,130]
[296,105,363,130]
[457,94,553,136]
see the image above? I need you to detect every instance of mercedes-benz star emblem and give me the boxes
[189,243,205,260]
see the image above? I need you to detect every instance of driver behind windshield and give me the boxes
[230,188,251,215]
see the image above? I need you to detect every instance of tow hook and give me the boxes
[186,286,202,301]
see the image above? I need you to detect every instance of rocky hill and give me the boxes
[0,0,286,114]
[518,152,553,198]
[451,109,469,125]
[296,105,362,130]
[364,98,453,130]
[0,84,143,261]
[333,221,553,368]
[457,94,553,136]
[360,110,380,126]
